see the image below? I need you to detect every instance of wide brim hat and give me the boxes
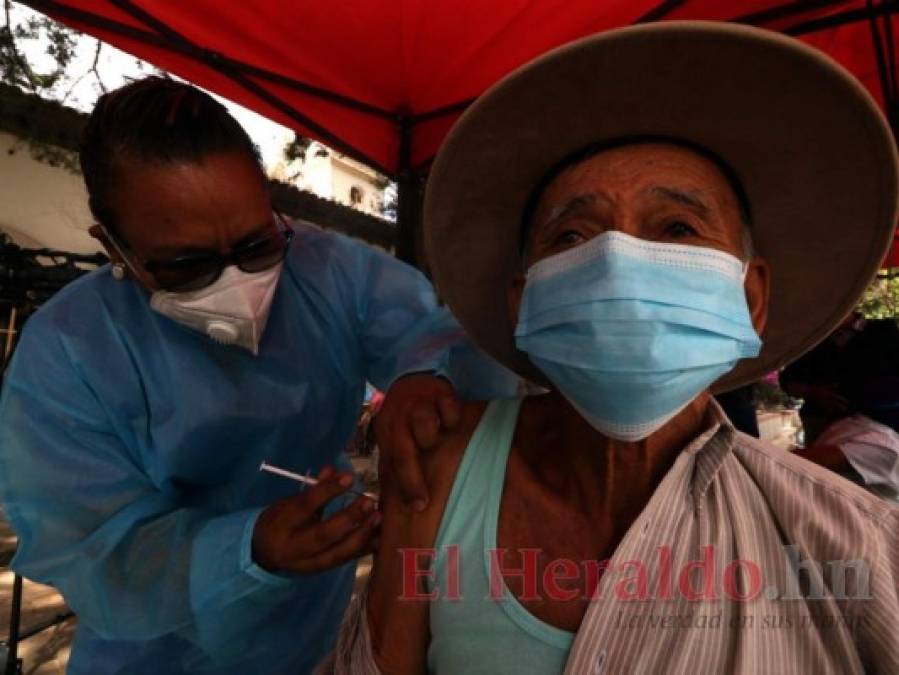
[424,21,899,392]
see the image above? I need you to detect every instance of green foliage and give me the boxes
[858,273,899,319]
[1,2,76,93]
[6,135,80,172]
[371,174,396,221]
[282,133,311,163]
[0,3,96,171]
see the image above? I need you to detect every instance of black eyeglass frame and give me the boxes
[105,212,294,292]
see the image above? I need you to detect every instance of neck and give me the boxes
[516,390,713,516]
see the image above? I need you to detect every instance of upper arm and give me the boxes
[366,403,485,673]
[339,236,463,391]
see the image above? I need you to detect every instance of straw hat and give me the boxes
[424,21,899,391]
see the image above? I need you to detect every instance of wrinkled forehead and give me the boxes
[520,138,751,249]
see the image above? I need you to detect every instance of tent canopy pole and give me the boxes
[395,114,422,266]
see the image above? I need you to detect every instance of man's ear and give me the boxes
[508,274,526,327]
[744,256,770,336]
[88,224,124,264]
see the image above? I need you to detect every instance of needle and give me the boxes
[259,461,378,502]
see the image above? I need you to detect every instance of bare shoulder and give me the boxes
[367,401,489,672]
[379,401,488,547]
[419,400,489,496]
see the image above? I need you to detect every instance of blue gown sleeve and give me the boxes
[337,236,519,399]
[0,323,301,658]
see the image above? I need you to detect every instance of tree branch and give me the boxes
[59,38,99,103]
[3,0,39,92]
[89,39,106,94]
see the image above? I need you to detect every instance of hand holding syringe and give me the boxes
[260,461,379,503]
[252,461,380,575]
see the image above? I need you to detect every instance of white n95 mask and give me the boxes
[150,263,283,355]
[514,231,762,441]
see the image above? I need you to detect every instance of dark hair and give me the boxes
[519,135,753,256]
[80,76,262,234]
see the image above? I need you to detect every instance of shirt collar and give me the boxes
[683,398,737,500]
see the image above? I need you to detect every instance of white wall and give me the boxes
[0,130,388,257]
[0,132,100,254]
[329,155,383,216]
[302,149,335,202]
[271,143,385,219]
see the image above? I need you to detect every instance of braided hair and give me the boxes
[80,76,262,235]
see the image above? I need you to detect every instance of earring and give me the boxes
[111,263,126,280]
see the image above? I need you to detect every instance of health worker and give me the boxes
[0,76,513,675]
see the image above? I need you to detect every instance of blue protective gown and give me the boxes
[0,222,516,674]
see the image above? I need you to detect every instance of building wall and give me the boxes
[0,132,391,256]
[329,155,384,217]
[0,132,100,254]
[301,149,335,203]
[272,142,386,219]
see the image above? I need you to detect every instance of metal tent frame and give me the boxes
[19,0,898,265]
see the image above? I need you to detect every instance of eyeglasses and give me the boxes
[134,213,294,292]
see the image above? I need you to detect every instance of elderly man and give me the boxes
[322,22,899,675]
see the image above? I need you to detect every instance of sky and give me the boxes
[12,3,297,172]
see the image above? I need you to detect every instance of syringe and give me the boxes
[259,461,378,502]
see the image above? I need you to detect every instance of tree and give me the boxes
[2,3,85,172]
[857,272,899,319]
[1,2,159,170]
[0,1,115,105]
[282,133,312,164]
[1,0,77,93]
[372,173,397,222]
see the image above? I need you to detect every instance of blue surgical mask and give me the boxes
[514,231,762,441]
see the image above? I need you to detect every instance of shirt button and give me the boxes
[640,519,651,537]
[594,649,608,674]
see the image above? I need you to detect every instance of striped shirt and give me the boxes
[322,402,899,674]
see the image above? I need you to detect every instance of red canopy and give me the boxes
[883,229,899,267]
[21,0,899,260]
[22,1,898,174]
